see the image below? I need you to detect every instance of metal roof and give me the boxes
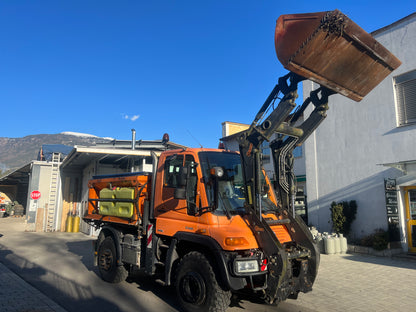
[0,162,32,186]
[60,140,187,172]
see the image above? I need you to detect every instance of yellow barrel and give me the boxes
[66,215,74,232]
[115,187,135,218]
[99,188,116,215]
[72,216,80,233]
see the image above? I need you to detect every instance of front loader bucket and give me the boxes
[275,10,401,101]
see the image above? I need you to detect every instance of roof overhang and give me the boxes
[380,160,416,186]
[0,162,32,186]
[380,160,416,174]
[60,146,167,172]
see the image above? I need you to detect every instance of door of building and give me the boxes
[405,187,416,253]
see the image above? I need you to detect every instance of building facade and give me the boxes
[303,13,416,251]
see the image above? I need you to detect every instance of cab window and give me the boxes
[164,155,184,188]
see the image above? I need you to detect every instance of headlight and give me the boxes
[235,260,259,274]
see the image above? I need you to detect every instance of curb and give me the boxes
[347,244,403,257]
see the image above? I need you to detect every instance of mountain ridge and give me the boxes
[0,133,112,173]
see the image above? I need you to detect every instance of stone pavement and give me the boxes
[0,262,66,312]
[2,217,416,312]
[292,253,416,312]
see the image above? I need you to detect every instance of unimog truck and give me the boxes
[84,10,400,312]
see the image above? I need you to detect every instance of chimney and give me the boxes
[131,129,136,150]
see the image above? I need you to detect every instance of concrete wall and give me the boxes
[303,14,416,238]
[26,162,53,231]
[79,162,98,235]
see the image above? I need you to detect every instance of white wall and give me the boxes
[303,14,416,237]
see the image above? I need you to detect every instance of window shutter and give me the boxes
[395,71,416,126]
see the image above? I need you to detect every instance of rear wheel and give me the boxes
[97,236,128,283]
[175,251,231,312]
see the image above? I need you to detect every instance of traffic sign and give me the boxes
[31,190,41,200]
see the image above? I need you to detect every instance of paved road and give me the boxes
[1,217,416,312]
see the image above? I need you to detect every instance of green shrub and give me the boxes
[330,200,357,235]
[342,200,357,236]
[372,229,389,250]
[360,235,374,247]
[330,202,345,234]
[360,229,389,250]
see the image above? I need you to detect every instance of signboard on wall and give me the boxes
[29,200,38,212]
[384,178,400,241]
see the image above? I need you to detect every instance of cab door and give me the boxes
[154,153,203,236]
[405,186,416,253]
[155,154,186,215]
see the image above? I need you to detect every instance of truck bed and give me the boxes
[84,172,150,226]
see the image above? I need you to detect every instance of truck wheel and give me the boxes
[175,251,231,312]
[97,236,128,283]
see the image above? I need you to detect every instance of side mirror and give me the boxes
[209,166,225,211]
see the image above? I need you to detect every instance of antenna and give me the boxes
[186,129,203,148]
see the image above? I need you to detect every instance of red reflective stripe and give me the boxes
[147,224,153,248]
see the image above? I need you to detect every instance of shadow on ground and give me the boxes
[0,244,123,312]
[340,253,416,269]
[0,242,180,312]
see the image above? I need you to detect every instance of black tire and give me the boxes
[97,236,128,283]
[175,251,231,312]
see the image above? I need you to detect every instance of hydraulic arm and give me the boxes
[237,72,326,302]
[236,9,401,303]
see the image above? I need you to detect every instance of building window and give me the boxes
[394,70,416,126]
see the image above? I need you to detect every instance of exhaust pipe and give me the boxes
[131,129,136,150]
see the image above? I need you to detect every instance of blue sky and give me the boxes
[1,1,415,148]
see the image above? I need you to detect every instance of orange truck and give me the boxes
[84,10,400,312]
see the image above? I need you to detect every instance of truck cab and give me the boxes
[155,148,292,251]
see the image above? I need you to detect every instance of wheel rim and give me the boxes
[179,271,206,305]
[99,248,113,271]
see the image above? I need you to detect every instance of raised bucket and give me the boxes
[275,10,401,101]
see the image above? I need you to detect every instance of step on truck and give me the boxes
[84,10,400,312]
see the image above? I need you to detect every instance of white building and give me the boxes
[303,13,416,251]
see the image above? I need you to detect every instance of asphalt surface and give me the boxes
[1,217,416,312]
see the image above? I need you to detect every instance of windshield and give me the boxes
[199,151,277,216]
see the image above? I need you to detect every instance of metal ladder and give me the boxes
[46,152,61,232]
